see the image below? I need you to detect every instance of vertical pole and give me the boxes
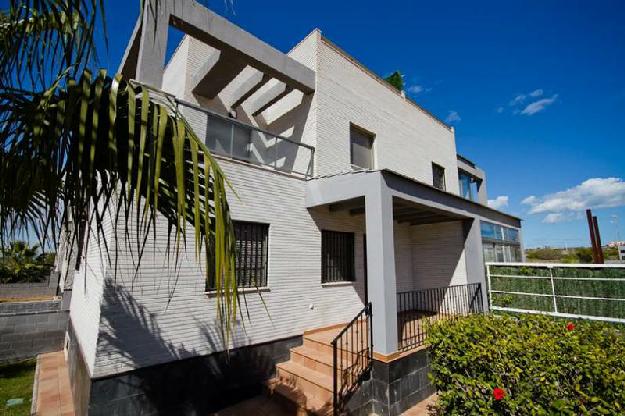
[593,216,605,264]
[486,263,493,311]
[332,339,337,416]
[549,267,558,314]
[368,302,373,360]
[587,209,599,263]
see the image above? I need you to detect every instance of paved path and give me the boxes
[34,351,74,416]
[213,393,437,415]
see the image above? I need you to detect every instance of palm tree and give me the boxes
[0,240,52,283]
[0,1,239,334]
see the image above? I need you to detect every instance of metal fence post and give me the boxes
[549,266,558,313]
[486,263,493,311]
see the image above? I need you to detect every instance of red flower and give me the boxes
[493,387,506,401]
[566,322,575,331]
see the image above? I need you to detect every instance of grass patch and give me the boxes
[0,359,36,416]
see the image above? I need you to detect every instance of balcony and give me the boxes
[176,99,315,178]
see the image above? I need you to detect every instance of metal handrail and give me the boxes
[173,96,316,151]
[331,302,372,416]
[397,283,484,351]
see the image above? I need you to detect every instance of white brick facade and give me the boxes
[70,26,491,377]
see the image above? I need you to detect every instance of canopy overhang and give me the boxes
[119,0,315,110]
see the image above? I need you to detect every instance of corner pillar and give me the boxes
[463,218,488,311]
[365,176,398,355]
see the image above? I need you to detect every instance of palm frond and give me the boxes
[0,69,239,336]
[0,0,105,91]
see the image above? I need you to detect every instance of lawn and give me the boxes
[0,359,36,416]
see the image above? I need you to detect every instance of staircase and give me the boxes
[268,304,373,416]
[267,324,344,415]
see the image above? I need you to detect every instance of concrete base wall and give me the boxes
[0,300,68,363]
[346,349,435,416]
[0,271,59,300]
[67,320,92,416]
[67,331,302,415]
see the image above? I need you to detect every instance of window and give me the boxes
[459,171,473,200]
[480,222,497,240]
[321,230,355,283]
[207,221,269,290]
[480,220,522,263]
[458,170,481,201]
[432,163,446,191]
[350,125,374,169]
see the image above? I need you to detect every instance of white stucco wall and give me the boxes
[90,160,369,378]
[314,36,459,193]
[68,215,109,376]
[75,26,482,378]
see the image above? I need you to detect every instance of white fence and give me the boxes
[486,262,625,324]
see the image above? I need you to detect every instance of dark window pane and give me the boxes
[321,230,355,283]
[432,163,446,191]
[231,123,251,161]
[206,116,232,156]
[350,126,374,169]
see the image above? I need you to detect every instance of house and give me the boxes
[59,1,523,414]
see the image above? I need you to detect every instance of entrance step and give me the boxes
[267,324,348,415]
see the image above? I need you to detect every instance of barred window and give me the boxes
[321,230,355,283]
[207,221,269,290]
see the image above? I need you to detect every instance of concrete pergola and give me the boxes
[119,0,315,110]
[305,170,521,356]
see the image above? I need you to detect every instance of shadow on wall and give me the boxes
[91,282,283,415]
[190,73,314,176]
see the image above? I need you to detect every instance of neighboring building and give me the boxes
[619,245,625,261]
[60,1,522,415]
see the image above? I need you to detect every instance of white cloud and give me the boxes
[488,196,509,210]
[522,178,625,222]
[520,94,558,115]
[542,213,565,223]
[445,111,461,123]
[407,85,424,94]
[509,94,526,106]
[542,212,583,224]
[496,106,504,113]
[529,89,544,97]
[521,195,537,205]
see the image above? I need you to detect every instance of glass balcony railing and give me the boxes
[176,99,314,178]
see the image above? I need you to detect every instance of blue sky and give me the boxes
[96,0,625,248]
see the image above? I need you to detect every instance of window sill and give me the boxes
[204,287,271,297]
[321,281,355,288]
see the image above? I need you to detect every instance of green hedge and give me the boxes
[427,314,625,415]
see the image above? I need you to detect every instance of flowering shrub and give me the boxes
[427,314,625,415]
